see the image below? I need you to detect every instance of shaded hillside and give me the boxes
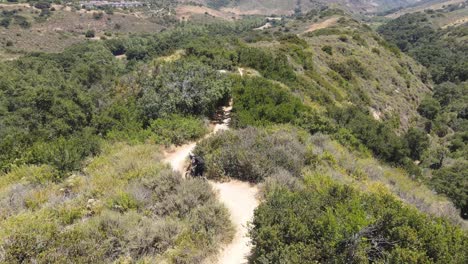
[378,10,467,83]
[379,8,468,219]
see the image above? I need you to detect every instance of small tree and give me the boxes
[322,45,333,55]
[0,18,11,28]
[418,97,441,120]
[85,29,95,38]
[93,12,104,20]
[404,128,429,160]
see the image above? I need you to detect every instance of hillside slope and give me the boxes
[247,11,431,130]
[180,0,424,14]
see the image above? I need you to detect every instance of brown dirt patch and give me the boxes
[304,17,340,33]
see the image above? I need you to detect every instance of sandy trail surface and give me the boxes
[305,16,339,33]
[163,102,259,264]
[211,180,259,264]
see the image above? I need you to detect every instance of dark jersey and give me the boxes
[194,156,205,166]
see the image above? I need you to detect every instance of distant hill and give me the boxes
[178,0,428,15]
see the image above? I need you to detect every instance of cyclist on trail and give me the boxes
[187,152,205,178]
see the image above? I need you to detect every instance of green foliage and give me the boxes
[404,128,429,160]
[329,58,371,81]
[0,146,233,263]
[331,106,410,164]
[321,45,333,55]
[378,12,467,83]
[338,34,348,42]
[26,130,101,174]
[329,61,353,80]
[418,96,441,120]
[149,115,207,146]
[92,12,103,20]
[34,2,51,9]
[237,46,296,83]
[346,58,371,79]
[85,29,95,38]
[250,175,468,263]
[231,77,306,128]
[195,126,309,182]
[138,59,231,120]
[430,162,468,219]
[0,17,11,28]
[108,191,138,212]
[13,15,31,29]
[0,42,123,172]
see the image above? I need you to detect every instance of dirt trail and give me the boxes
[304,16,339,33]
[212,180,259,264]
[163,101,259,264]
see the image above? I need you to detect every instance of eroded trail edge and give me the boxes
[163,103,259,264]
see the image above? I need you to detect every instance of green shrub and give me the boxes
[338,35,348,42]
[346,58,371,79]
[430,162,468,219]
[14,15,31,29]
[108,192,139,212]
[231,77,306,128]
[322,45,333,55]
[0,165,233,263]
[195,126,309,182]
[85,29,95,38]
[93,12,104,20]
[250,175,468,263]
[34,2,51,9]
[138,59,231,120]
[329,61,353,80]
[331,106,410,164]
[0,17,11,28]
[237,46,296,83]
[418,96,441,120]
[149,115,207,146]
[25,130,101,174]
[404,127,429,160]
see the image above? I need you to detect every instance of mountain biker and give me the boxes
[187,152,205,178]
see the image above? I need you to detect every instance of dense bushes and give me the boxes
[418,96,441,120]
[195,126,310,182]
[0,43,123,172]
[331,106,410,164]
[237,47,296,83]
[250,175,468,263]
[329,58,371,81]
[149,115,208,146]
[138,59,231,121]
[430,162,468,219]
[416,82,467,217]
[231,77,306,128]
[404,128,429,160]
[26,130,101,174]
[378,12,467,83]
[0,144,233,263]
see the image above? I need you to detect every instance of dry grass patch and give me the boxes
[0,142,233,263]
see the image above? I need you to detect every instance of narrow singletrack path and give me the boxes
[163,102,259,264]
